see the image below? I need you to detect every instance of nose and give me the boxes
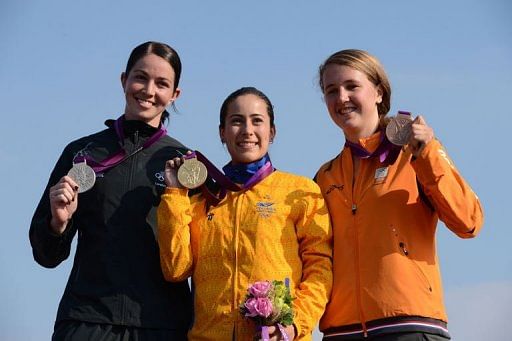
[338,87,349,103]
[241,122,254,135]
[143,80,156,96]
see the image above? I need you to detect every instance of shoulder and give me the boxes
[159,135,188,151]
[270,170,321,193]
[62,128,112,154]
[314,151,343,182]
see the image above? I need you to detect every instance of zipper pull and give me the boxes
[399,242,409,255]
[352,204,357,215]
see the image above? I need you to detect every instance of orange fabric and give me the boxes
[316,138,483,331]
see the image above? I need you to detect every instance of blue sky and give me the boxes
[1,1,511,340]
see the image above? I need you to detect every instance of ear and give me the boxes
[375,85,383,104]
[121,72,127,92]
[219,125,225,143]
[270,126,276,142]
[170,87,181,104]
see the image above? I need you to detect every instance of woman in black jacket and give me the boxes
[29,41,192,340]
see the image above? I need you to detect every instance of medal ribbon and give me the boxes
[74,116,167,174]
[345,130,401,165]
[185,151,275,206]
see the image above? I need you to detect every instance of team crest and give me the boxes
[256,198,276,218]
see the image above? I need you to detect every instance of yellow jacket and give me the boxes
[316,137,483,338]
[158,170,332,340]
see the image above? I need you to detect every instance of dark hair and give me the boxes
[318,49,391,124]
[125,41,182,124]
[219,87,275,129]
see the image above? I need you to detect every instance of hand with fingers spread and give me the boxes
[164,150,192,188]
[49,176,79,235]
[408,115,434,157]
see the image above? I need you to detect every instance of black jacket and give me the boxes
[30,119,193,329]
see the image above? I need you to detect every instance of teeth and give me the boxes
[338,108,355,114]
[238,142,257,147]
[137,98,154,105]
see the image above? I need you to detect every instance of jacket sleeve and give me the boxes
[157,187,201,282]
[29,145,78,268]
[412,139,484,238]
[292,180,333,338]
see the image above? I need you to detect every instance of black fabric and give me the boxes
[52,320,188,341]
[30,119,193,330]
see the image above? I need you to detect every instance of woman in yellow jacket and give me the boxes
[315,50,483,340]
[158,87,332,340]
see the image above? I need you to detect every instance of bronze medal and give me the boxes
[386,112,413,146]
[67,162,96,193]
[177,157,208,189]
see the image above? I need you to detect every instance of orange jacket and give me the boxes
[158,170,332,340]
[315,137,483,338]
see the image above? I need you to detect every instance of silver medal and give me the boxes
[68,162,96,193]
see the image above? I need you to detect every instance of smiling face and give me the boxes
[219,94,276,165]
[322,64,383,142]
[121,53,180,127]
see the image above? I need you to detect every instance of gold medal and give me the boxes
[177,157,208,189]
[386,112,413,146]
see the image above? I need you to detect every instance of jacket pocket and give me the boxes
[398,241,433,293]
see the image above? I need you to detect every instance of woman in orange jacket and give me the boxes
[315,49,483,340]
[158,87,332,340]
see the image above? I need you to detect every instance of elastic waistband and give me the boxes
[322,316,450,340]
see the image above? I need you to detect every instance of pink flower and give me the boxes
[244,297,273,318]
[249,281,271,298]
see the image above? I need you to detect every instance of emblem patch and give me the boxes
[256,201,276,218]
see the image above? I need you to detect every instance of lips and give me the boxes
[135,97,155,108]
[337,106,356,115]
[237,141,258,148]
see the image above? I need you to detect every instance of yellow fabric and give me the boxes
[158,170,332,340]
[316,139,483,331]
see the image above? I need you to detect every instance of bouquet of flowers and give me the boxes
[239,279,294,329]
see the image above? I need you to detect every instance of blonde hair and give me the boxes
[318,49,391,121]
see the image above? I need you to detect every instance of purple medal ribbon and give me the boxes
[345,130,401,165]
[74,116,167,174]
[186,151,274,206]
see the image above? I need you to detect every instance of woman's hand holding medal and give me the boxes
[164,151,208,189]
[386,112,434,158]
[49,176,79,235]
[408,115,434,157]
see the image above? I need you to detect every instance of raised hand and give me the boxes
[49,176,79,235]
[408,115,434,157]
[164,150,192,188]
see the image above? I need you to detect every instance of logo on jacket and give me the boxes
[154,171,166,187]
[256,200,276,218]
[374,167,389,184]
[326,184,344,195]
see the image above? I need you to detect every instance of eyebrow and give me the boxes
[324,79,359,89]
[227,113,265,118]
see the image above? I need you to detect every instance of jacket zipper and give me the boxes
[122,129,139,324]
[232,192,243,339]
[352,160,368,337]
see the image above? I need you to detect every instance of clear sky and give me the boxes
[1,1,511,340]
